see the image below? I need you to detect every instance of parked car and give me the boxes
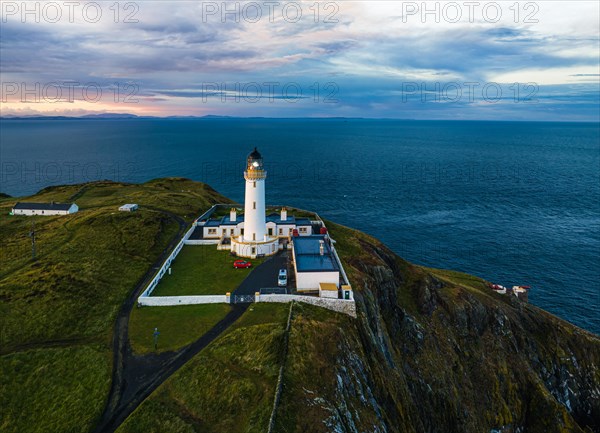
[233,259,252,269]
[278,268,287,287]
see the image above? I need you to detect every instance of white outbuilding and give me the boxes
[12,202,79,216]
[119,203,139,212]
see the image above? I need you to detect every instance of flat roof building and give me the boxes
[292,235,340,292]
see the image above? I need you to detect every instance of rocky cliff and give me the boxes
[277,222,600,433]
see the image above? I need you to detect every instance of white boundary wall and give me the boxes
[138,205,220,300]
[138,295,228,306]
[258,294,356,318]
[184,239,219,245]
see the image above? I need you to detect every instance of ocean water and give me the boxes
[1,119,599,334]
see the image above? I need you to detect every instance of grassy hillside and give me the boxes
[2,179,598,433]
[0,179,230,433]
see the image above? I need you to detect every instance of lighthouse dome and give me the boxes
[248,147,262,160]
[247,147,263,169]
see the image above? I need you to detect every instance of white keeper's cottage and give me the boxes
[12,202,79,216]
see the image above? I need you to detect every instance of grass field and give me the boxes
[151,245,264,296]
[0,344,111,433]
[0,178,230,433]
[116,303,290,433]
[129,304,232,354]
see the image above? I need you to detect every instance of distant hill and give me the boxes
[0,113,235,120]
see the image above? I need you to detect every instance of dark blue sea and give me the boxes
[1,119,599,334]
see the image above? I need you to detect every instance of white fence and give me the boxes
[138,295,228,306]
[137,293,356,317]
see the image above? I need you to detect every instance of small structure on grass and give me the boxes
[119,203,138,212]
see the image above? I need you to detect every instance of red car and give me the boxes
[233,259,252,269]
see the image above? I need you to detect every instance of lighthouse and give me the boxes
[243,148,267,242]
[231,148,279,258]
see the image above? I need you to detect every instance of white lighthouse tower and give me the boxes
[243,148,267,242]
[231,148,279,258]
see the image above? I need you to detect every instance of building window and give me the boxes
[230,229,234,235]
[241,228,244,235]
[279,228,283,235]
[268,228,273,236]
[253,201,256,209]
[208,228,217,235]
[252,247,256,254]
[299,227,307,233]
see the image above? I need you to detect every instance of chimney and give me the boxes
[319,240,324,256]
[281,207,287,221]
[230,208,236,222]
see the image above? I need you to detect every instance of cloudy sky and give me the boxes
[1,1,598,120]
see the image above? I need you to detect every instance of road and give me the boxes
[94,230,284,433]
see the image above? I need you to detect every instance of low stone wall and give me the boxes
[257,294,356,318]
[138,295,228,306]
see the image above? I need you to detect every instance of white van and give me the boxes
[278,269,287,287]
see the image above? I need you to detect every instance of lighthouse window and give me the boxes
[253,233,256,240]
[253,201,256,209]
[253,181,256,188]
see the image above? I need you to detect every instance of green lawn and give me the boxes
[151,245,263,296]
[129,304,232,354]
